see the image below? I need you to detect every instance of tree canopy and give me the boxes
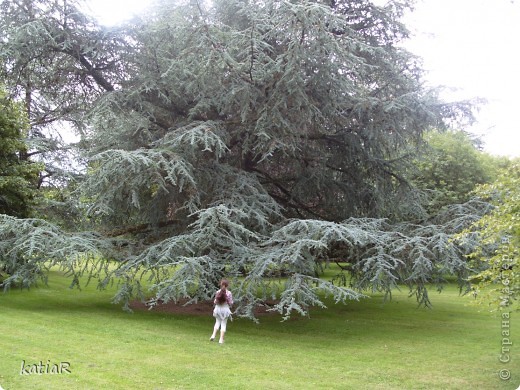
[0,0,484,319]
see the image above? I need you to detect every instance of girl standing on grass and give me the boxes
[210,279,233,344]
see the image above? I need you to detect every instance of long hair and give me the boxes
[215,279,229,305]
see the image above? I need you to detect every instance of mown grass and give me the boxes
[0,270,518,390]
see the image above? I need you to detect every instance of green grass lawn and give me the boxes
[0,270,518,390]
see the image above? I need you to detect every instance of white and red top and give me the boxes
[213,289,233,320]
[214,289,233,306]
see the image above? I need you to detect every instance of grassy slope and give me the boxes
[0,271,517,390]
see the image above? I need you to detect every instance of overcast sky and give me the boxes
[401,0,520,157]
[86,0,520,157]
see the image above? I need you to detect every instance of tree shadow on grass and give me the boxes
[128,298,280,317]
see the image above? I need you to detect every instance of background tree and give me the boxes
[0,0,481,319]
[457,162,519,310]
[409,130,503,215]
[0,87,41,217]
[0,86,43,282]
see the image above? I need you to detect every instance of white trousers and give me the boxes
[214,316,228,332]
